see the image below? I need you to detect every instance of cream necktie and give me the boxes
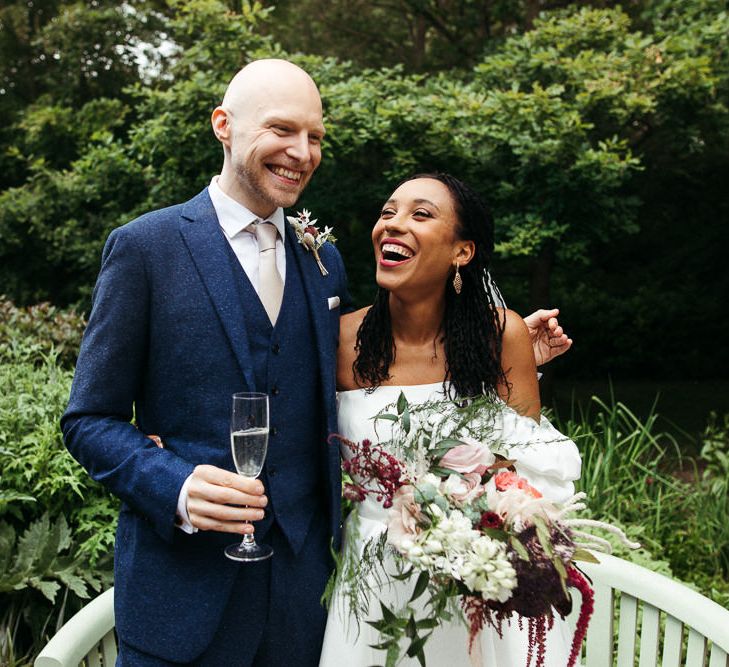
[254,221,284,325]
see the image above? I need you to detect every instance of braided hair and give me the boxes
[353,173,507,399]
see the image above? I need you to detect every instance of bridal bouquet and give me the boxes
[330,393,636,667]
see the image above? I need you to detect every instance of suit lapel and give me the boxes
[178,190,256,391]
[285,223,336,423]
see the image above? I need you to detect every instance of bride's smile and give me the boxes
[371,177,473,297]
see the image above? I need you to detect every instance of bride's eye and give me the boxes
[380,208,395,217]
[413,209,433,219]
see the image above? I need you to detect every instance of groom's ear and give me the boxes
[455,240,476,266]
[211,107,231,146]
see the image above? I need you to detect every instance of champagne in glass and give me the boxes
[224,392,274,562]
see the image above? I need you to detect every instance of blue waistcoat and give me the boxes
[229,241,327,553]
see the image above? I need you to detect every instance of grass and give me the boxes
[553,395,729,608]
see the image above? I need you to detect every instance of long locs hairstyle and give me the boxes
[353,173,507,399]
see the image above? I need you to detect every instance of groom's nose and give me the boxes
[285,131,314,164]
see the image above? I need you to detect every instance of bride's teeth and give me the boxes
[381,243,413,259]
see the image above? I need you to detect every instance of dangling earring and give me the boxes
[453,262,463,295]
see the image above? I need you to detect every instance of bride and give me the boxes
[319,173,582,666]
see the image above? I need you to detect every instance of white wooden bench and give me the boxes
[35,553,729,666]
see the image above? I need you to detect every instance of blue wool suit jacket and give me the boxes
[61,189,351,660]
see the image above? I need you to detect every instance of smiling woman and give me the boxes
[322,175,581,666]
[337,172,539,419]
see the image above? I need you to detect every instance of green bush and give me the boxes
[0,301,116,664]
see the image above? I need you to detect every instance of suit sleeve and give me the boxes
[61,226,195,543]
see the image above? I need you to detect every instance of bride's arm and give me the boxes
[496,308,541,421]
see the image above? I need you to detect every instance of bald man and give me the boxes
[62,59,352,666]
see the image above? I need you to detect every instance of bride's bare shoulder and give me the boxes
[340,307,369,344]
[337,307,370,390]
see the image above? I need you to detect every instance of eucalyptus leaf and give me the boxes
[410,571,429,602]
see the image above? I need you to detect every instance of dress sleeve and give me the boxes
[497,408,582,504]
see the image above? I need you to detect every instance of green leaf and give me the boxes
[380,600,398,625]
[572,549,601,564]
[432,438,464,456]
[509,536,530,561]
[402,405,411,434]
[414,483,437,505]
[533,516,554,558]
[410,570,429,602]
[58,571,89,598]
[406,613,417,638]
[397,392,408,415]
[374,413,399,423]
[552,557,569,597]
[406,632,432,660]
[483,528,508,542]
[29,578,60,602]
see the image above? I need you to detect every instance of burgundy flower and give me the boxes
[479,511,504,530]
[332,434,406,508]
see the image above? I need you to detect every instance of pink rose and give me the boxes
[493,471,542,498]
[439,437,495,475]
[386,485,422,549]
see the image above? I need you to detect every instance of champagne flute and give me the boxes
[224,392,274,562]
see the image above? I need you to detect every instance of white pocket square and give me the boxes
[327,296,340,310]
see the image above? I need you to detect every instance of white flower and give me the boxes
[459,536,518,602]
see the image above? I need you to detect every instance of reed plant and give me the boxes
[554,395,729,608]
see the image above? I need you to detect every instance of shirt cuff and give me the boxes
[176,474,198,534]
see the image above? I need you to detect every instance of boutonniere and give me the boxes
[286,209,336,276]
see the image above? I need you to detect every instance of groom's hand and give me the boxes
[186,464,268,534]
[524,308,573,366]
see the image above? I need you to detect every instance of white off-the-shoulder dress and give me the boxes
[319,383,583,667]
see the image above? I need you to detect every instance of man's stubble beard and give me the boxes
[235,161,303,213]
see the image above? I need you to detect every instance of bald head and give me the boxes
[211,59,325,217]
[222,59,322,120]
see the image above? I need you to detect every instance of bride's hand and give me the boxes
[523,308,573,366]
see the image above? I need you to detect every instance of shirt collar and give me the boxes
[208,176,286,240]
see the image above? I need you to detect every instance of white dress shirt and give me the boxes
[175,176,287,533]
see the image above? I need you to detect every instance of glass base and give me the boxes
[224,541,273,562]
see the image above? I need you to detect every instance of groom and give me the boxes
[63,58,571,666]
[62,60,351,666]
